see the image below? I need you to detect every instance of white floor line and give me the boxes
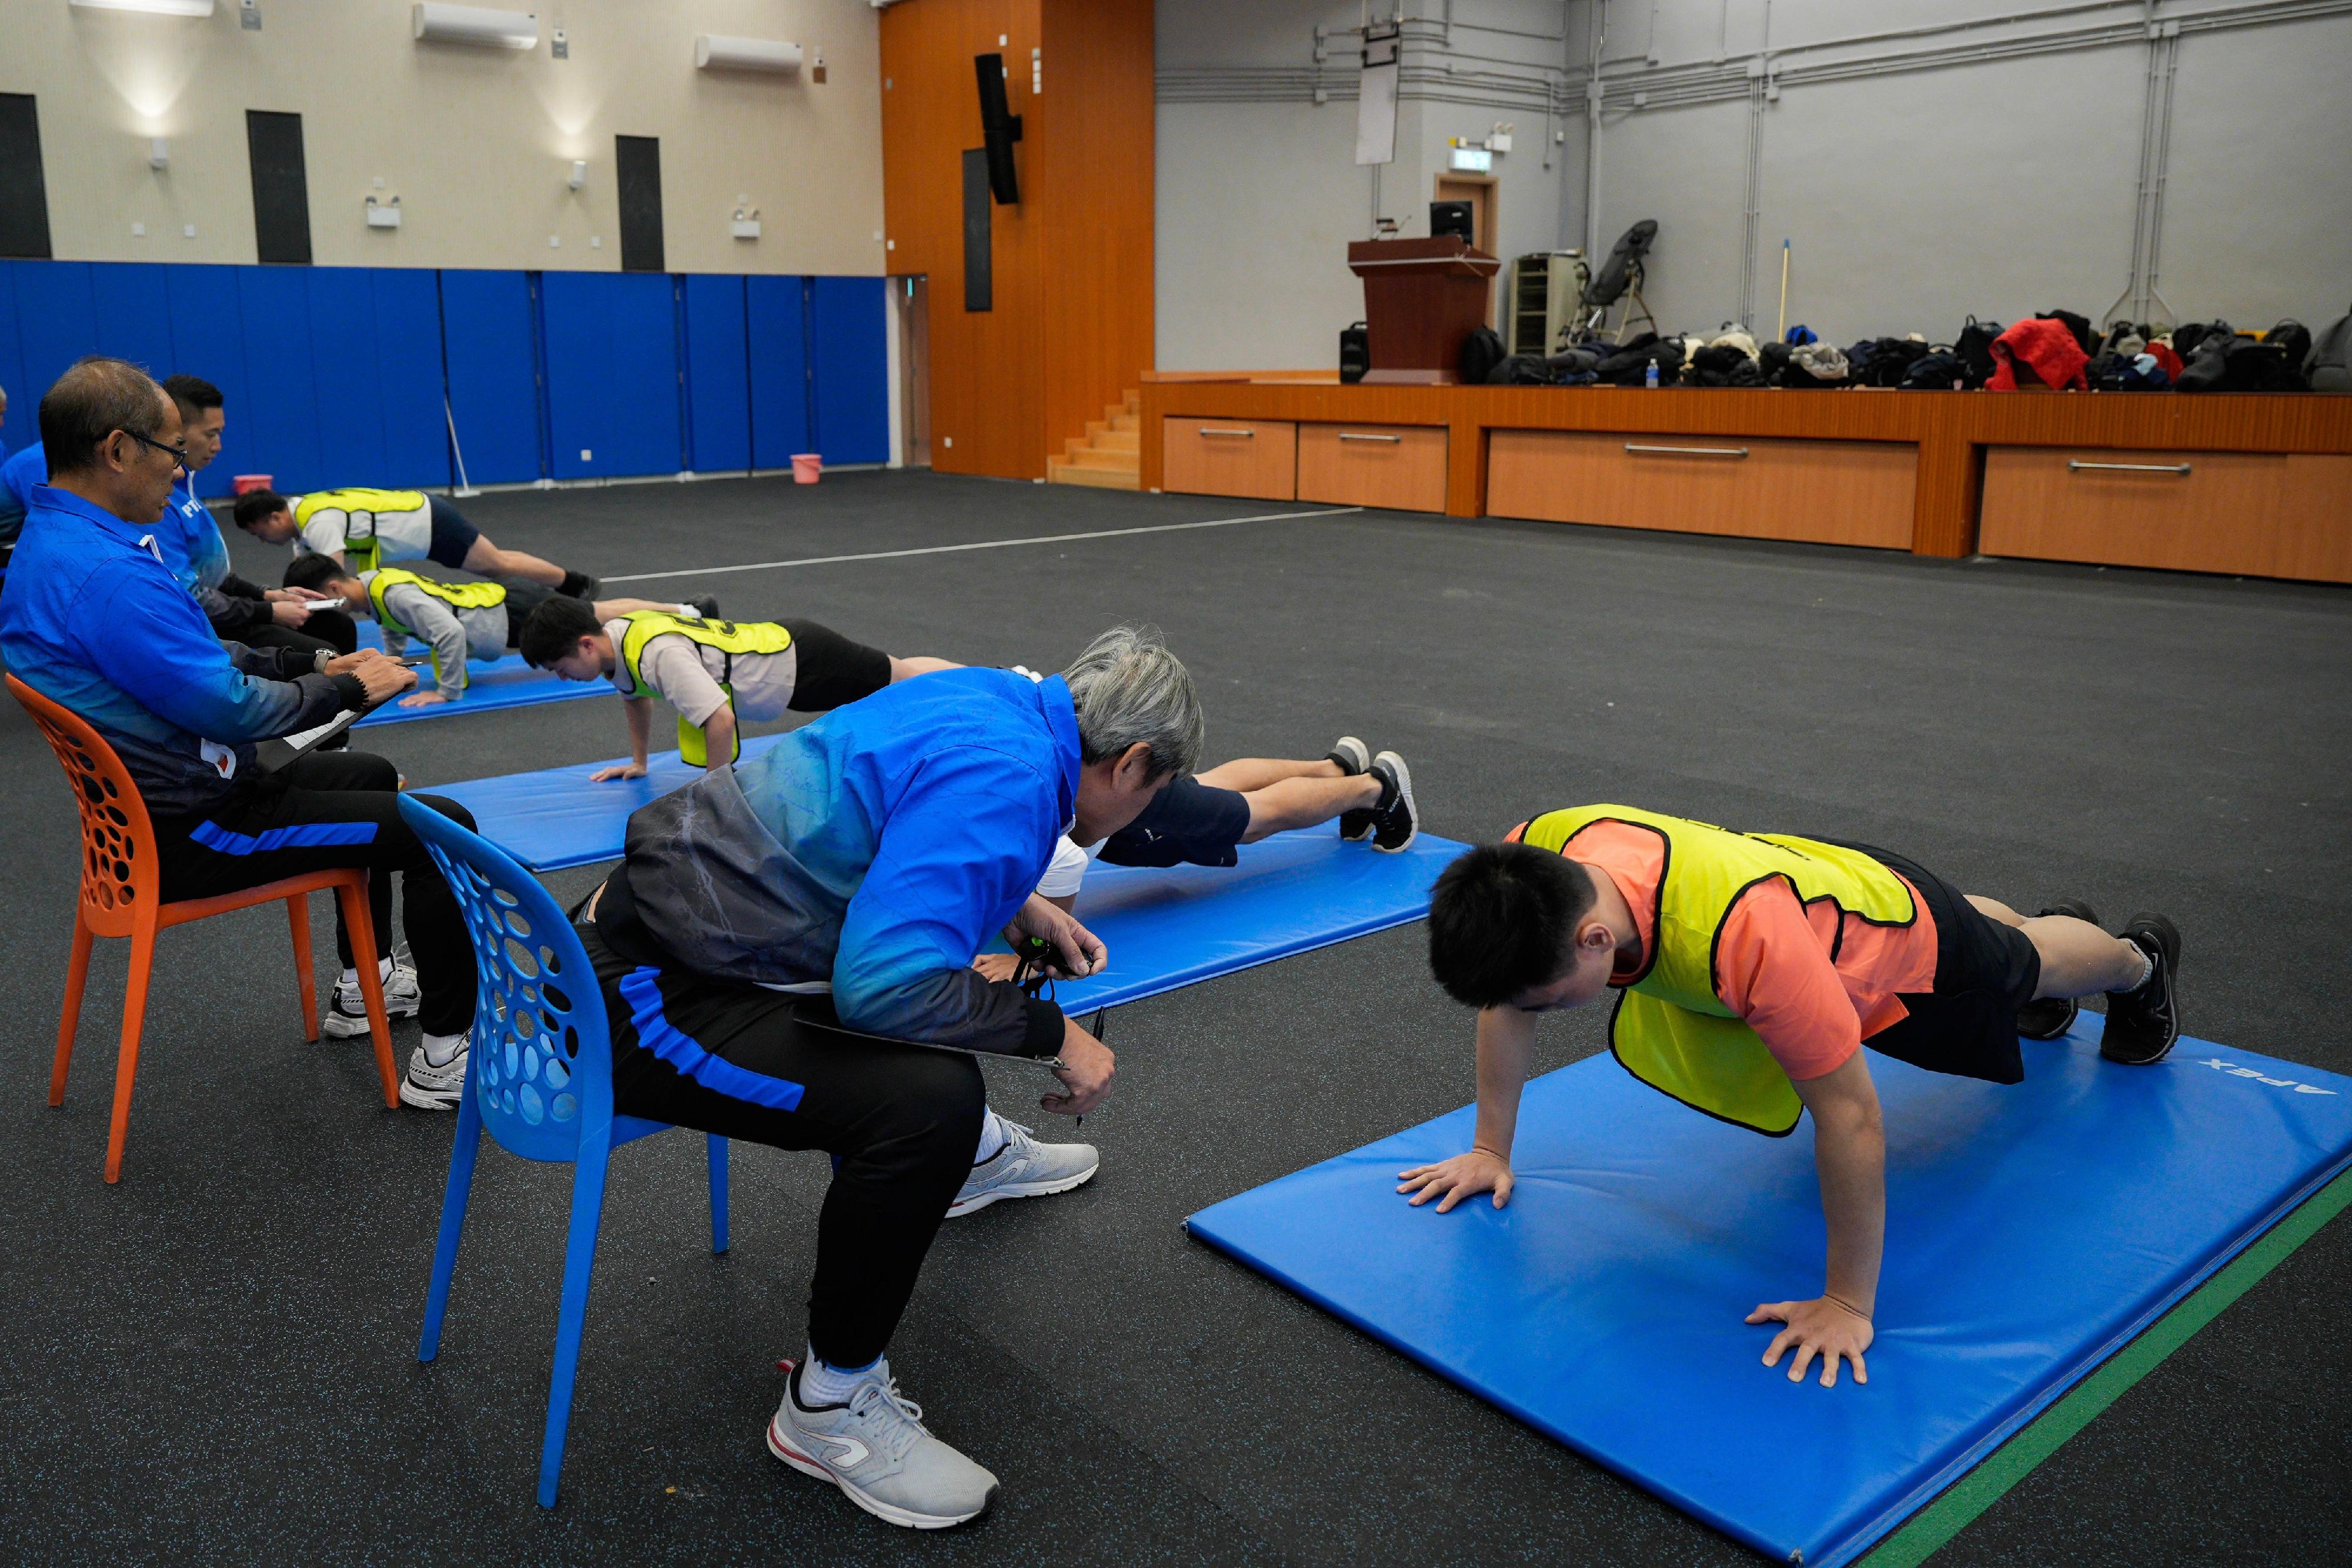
[597,506,1366,585]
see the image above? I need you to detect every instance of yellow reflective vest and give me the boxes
[365,568,505,686]
[1518,804,1919,1135]
[617,611,794,765]
[295,488,429,570]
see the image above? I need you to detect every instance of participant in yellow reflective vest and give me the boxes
[230,484,599,599]
[1402,801,2185,1392]
[520,598,962,779]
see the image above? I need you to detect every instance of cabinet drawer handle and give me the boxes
[1624,443,1749,458]
[1338,432,1403,443]
[1197,427,1257,438]
[2068,460,2192,475]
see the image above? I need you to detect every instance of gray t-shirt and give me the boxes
[605,618,800,724]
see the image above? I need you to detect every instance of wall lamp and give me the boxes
[567,159,587,191]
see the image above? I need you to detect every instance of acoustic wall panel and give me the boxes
[300,268,388,482]
[369,268,453,487]
[234,265,325,492]
[810,275,888,464]
[162,265,256,497]
[746,274,810,467]
[540,271,683,481]
[0,264,28,439]
[681,273,750,473]
[438,269,543,485]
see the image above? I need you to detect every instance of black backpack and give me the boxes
[1899,349,1966,390]
[1339,322,1369,384]
[1458,327,1506,385]
[2036,309,2096,355]
[2263,319,2312,377]
[1859,338,1930,387]
[1954,317,2002,386]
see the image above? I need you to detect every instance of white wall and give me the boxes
[1155,1,2352,369]
[1157,1,1579,370]
[2,0,886,275]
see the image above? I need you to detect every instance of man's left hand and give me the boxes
[1008,894,1108,979]
[399,690,452,709]
[971,952,1023,983]
[1748,1295,1873,1388]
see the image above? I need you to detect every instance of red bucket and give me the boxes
[232,474,275,495]
[791,453,822,484]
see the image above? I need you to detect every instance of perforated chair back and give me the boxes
[397,794,614,1164]
[8,674,161,940]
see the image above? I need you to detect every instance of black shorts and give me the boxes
[1848,844,2042,1085]
[782,618,893,711]
[425,496,482,569]
[500,579,554,647]
[1098,773,1252,869]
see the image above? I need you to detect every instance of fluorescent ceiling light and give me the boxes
[696,35,804,75]
[412,4,538,50]
[70,1,218,16]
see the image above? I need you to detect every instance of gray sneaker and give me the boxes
[399,1035,469,1111]
[947,1119,1098,1218]
[767,1360,998,1529]
[323,959,420,1038]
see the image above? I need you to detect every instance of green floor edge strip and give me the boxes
[1859,1165,2352,1567]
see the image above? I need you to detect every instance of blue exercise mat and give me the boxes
[427,736,788,870]
[339,621,610,727]
[1187,1026,2352,1567]
[1043,828,1464,1014]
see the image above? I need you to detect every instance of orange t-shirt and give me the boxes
[1511,820,1942,1081]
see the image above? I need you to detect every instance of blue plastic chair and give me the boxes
[399,795,729,1507]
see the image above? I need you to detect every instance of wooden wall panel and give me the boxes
[1038,0,1155,458]
[881,0,1044,479]
[880,0,1151,482]
[1487,432,1915,549]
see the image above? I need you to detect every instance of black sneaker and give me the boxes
[2016,898,2100,1041]
[558,569,602,600]
[2099,913,2182,1065]
[1367,751,1418,853]
[686,594,721,619]
[1332,737,1377,841]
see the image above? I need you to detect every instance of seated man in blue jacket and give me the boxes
[0,357,476,1109]
[577,624,1201,1530]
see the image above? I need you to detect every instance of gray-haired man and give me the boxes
[574,626,1201,1527]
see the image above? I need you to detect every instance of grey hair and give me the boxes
[39,356,168,476]
[1063,624,1204,780]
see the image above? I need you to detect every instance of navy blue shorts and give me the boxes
[1098,774,1251,868]
[425,496,482,568]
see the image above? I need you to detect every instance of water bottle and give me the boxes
[1645,360,1660,389]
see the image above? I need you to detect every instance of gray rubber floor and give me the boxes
[1,471,2344,1564]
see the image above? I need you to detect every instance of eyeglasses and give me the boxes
[118,429,190,472]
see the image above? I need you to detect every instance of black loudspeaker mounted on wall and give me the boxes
[1339,322,1369,384]
[974,53,1023,205]
[1430,200,1474,245]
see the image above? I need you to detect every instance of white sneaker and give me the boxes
[321,959,420,1038]
[767,1359,998,1529]
[399,1035,468,1111]
[947,1119,1098,1218]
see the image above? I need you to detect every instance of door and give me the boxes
[895,275,931,468]
[1434,173,1498,323]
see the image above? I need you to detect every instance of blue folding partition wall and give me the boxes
[439,268,545,488]
[540,272,685,482]
[746,274,812,467]
[681,274,751,473]
[0,259,889,492]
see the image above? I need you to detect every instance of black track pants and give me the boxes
[153,750,477,1035]
[581,917,984,1370]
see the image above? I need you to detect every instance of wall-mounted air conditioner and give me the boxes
[696,35,804,76]
[412,4,538,51]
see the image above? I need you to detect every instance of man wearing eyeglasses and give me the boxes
[0,357,483,1111]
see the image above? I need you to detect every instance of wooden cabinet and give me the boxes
[1979,447,2352,583]
[1160,416,1298,501]
[1486,430,1917,549]
[1297,422,1449,512]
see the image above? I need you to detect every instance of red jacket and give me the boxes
[1988,318,2089,390]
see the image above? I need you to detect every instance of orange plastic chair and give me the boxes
[8,674,398,1182]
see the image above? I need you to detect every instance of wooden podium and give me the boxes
[1348,237,1502,385]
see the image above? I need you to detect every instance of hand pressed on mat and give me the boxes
[1396,1147,1514,1211]
[1750,1295,1873,1387]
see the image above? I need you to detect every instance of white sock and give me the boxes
[973,1107,1009,1166]
[799,1346,883,1407]
[671,601,702,616]
[339,957,395,989]
[422,1029,467,1068]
